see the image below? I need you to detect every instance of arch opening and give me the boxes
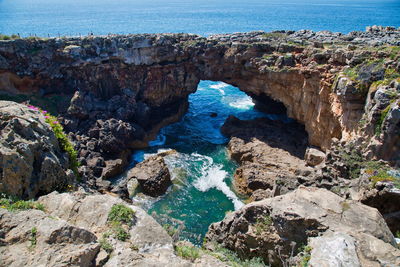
[120,80,309,245]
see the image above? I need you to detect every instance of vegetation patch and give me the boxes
[375,104,391,136]
[0,34,20,40]
[254,215,273,235]
[175,245,201,261]
[106,204,136,242]
[205,242,267,267]
[108,204,135,226]
[163,223,178,237]
[29,227,38,249]
[298,245,312,267]
[0,194,45,212]
[99,236,113,254]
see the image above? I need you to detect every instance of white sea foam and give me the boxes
[210,82,229,95]
[228,96,255,110]
[192,153,244,210]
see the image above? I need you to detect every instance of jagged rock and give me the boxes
[37,191,226,267]
[128,155,172,197]
[205,187,398,266]
[305,147,326,166]
[0,208,100,267]
[221,116,315,198]
[0,101,75,198]
[0,29,399,180]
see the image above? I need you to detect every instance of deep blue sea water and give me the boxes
[0,0,399,37]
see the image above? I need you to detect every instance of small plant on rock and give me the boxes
[29,227,38,249]
[108,204,135,226]
[175,245,201,261]
[99,237,113,254]
[298,245,312,267]
[106,204,135,242]
[254,214,273,235]
[0,194,45,212]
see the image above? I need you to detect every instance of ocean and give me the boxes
[0,0,399,37]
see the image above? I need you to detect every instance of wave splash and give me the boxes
[191,153,243,210]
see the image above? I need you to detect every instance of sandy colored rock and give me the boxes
[206,186,398,266]
[305,147,326,166]
[0,101,75,198]
[0,208,99,267]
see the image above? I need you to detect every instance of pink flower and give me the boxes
[42,110,47,114]
[44,116,49,119]
[52,121,59,124]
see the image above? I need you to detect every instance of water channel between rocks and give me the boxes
[116,80,289,245]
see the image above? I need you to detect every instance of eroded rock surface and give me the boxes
[1,27,399,185]
[0,191,229,266]
[205,187,398,266]
[221,116,316,199]
[0,101,75,198]
[0,209,100,267]
[127,155,172,197]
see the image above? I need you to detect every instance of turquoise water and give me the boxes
[130,81,281,244]
[0,0,400,37]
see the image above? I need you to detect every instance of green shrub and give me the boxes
[43,112,79,177]
[29,227,38,248]
[298,245,312,267]
[369,170,396,186]
[395,231,400,238]
[254,215,273,235]
[163,224,178,237]
[99,237,113,254]
[0,34,11,40]
[0,194,45,212]
[175,245,201,261]
[375,104,391,136]
[205,243,267,267]
[113,225,130,241]
[108,204,135,226]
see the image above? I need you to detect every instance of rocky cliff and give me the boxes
[0,27,399,186]
[0,26,400,267]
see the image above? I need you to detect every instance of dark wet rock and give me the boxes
[128,155,172,197]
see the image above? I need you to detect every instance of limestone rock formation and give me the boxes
[0,209,100,267]
[0,191,228,266]
[127,155,172,197]
[221,116,316,199]
[305,147,326,167]
[0,28,399,185]
[205,187,398,266]
[0,101,75,198]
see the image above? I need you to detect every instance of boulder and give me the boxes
[0,101,75,198]
[0,208,100,267]
[128,155,172,197]
[206,186,397,266]
[305,147,326,166]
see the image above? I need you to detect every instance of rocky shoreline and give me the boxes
[1,26,400,266]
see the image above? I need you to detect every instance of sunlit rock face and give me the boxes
[0,28,399,182]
